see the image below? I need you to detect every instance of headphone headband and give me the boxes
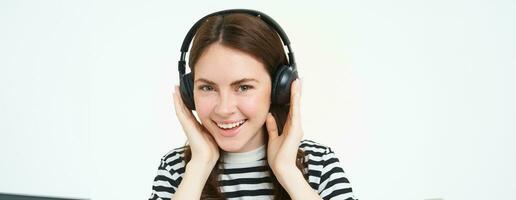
[178,9,299,110]
[178,9,296,76]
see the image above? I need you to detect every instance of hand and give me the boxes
[173,86,219,165]
[265,78,303,173]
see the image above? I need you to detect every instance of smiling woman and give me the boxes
[149,9,357,200]
[193,43,272,152]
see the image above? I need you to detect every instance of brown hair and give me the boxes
[182,13,307,199]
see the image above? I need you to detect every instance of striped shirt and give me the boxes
[149,139,357,200]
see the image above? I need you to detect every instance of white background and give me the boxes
[1,0,515,200]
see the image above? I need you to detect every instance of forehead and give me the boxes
[193,43,270,83]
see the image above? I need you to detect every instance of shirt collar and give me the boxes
[222,144,266,164]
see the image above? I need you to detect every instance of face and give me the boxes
[193,43,272,153]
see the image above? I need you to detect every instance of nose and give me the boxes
[214,90,237,117]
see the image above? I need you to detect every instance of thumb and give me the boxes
[265,113,279,141]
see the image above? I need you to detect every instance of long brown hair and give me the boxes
[182,13,307,199]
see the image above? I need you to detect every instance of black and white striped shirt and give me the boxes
[149,139,357,200]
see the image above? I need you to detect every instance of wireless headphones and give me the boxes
[178,9,298,110]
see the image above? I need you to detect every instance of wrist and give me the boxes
[272,164,298,176]
[174,159,217,199]
[187,158,217,174]
[274,167,320,200]
[274,165,302,183]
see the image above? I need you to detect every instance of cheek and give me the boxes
[239,93,271,117]
[194,96,215,120]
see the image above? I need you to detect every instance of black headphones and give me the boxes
[178,9,298,110]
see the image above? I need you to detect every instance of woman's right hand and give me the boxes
[173,85,220,166]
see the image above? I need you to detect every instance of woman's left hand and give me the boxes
[266,78,303,173]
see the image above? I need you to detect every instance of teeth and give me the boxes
[216,119,246,129]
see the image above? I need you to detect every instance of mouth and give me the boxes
[213,119,247,137]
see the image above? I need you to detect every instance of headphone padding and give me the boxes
[180,73,196,110]
[272,65,298,106]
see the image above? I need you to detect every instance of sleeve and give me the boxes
[148,151,185,200]
[318,147,358,200]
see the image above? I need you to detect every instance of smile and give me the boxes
[215,119,247,130]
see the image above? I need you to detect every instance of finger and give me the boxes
[288,78,302,124]
[172,86,185,119]
[173,86,189,118]
[172,86,188,127]
[265,113,279,141]
[173,86,198,130]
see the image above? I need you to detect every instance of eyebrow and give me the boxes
[194,78,259,86]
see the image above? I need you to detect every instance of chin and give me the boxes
[216,139,244,152]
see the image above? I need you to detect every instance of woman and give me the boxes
[149,9,357,200]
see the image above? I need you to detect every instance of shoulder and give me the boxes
[299,139,344,170]
[159,146,188,171]
[299,139,335,156]
[149,146,188,199]
[299,140,357,199]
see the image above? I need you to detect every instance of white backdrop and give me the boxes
[1,0,515,200]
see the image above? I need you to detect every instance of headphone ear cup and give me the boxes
[179,73,196,110]
[271,65,299,106]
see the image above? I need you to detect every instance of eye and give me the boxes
[198,85,214,92]
[237,85,253,92]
